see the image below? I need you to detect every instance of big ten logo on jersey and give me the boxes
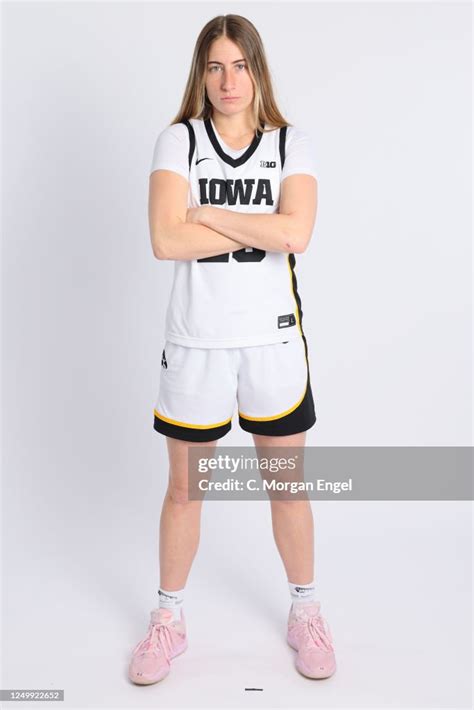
[198,178,274,207]
[260,160,276,168]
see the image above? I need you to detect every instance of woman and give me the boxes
[128,14,336,684]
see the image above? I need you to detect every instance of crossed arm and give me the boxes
[149,170,318,261]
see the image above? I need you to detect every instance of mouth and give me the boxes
[221,97,239,101]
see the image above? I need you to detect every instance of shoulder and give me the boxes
[282,125,317,157]
[277,125,315,154]
[150,121,191,179]
[280,125,318,180]
[154,121,190,146]
[285,125,313,144]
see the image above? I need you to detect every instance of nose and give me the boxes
[221,69,235,92]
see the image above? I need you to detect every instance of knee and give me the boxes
[167,482,198,506]
[270,498,311,511]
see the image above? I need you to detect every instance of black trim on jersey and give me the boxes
[180,119,196,169]
[237,246,317,436]
[288,252,303,330]
[279,125,287,170]
[204,117,263,168]
[237,221,317,437]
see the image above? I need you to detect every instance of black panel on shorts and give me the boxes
[238,376,316,437]
[239,331,317,437]
[154,414,232,442]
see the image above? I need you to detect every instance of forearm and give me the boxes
[198,206,299,254]
[157,221,247,261]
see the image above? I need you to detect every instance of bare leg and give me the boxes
[253,431,314,584]
[159,436,218,590]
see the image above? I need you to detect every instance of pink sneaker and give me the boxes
[128,607,187,685]
[287,601,336,679]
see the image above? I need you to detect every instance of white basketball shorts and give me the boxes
[153,335,316,442]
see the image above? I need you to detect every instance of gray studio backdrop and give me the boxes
[2,2,472,709]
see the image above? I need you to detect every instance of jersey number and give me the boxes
[198,248,266,263]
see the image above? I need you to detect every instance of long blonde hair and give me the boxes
[171,14,291,134]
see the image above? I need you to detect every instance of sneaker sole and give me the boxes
[287,638,336,680]
[128,642,188,685]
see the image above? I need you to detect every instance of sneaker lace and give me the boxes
[303,614,333,651]
[132,621,175,662]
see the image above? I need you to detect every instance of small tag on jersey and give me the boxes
[161,349,167,369]
[278,313,296,329]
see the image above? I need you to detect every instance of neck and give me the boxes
[211,110,256,138]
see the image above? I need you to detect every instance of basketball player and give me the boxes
[128,14,336,684]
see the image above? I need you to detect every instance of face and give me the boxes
[205,36,255,118]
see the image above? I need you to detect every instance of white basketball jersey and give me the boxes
[162,116,307,349]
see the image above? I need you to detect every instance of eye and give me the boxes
[208,63,247,73]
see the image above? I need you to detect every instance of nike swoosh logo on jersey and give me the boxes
[196,157,212,165]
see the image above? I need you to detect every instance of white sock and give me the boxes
[158,586,185,621]
[288,579,316,607]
